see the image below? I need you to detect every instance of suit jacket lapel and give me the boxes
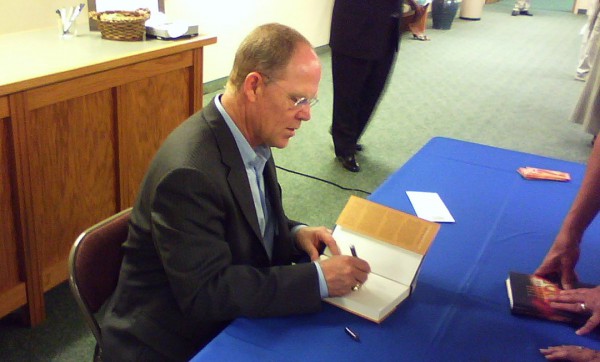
[203,101,263,241]
[264,157,292,263]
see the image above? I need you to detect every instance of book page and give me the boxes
[321,196,440,323]
[328,226,423,286]
[323,266,411,323]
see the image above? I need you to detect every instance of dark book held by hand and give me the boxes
[506,272,593,325]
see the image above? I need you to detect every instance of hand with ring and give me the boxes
[540,345,600,361]
[318,254,370,297]
[547,285,600,335]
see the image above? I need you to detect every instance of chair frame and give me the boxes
[68,207,132,361]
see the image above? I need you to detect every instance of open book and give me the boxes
[322,196,440,323]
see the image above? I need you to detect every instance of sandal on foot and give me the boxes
[412,34,430,41]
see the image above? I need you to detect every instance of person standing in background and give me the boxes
[575,0,600,81]
[329,0,402,172]
[403,0,431,41]
[512,0,533,16]
[572,22,600,145]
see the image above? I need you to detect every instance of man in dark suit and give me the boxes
[100,23,370,361]
[330,0,402,172]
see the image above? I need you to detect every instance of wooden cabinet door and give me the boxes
[20,90,118,292]
[0,96,27,318]
[117,67,192,208]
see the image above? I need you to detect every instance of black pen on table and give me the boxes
[344,326,360,342]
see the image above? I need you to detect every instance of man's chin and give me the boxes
[272,139,291,149]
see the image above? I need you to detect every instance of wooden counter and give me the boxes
[0,28,216,326]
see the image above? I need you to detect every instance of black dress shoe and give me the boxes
[337,155,360,172]
[520,10,532,15]
[355,144,364,152]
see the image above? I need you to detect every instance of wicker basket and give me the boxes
[89,8,151,41]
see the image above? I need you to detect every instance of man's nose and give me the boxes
[298,106,311,121]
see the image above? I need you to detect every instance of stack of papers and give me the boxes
[517,167,570,181]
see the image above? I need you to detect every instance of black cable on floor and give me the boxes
[276,165,372,195]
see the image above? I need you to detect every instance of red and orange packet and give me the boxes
[517,167,571,181]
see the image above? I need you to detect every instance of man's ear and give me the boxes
[243,72,262,102]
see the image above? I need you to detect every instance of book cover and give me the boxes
[506,272,590,325]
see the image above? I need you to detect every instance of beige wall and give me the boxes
[0,0,334,82]
[164,0,335,81]
[0,0,87,34]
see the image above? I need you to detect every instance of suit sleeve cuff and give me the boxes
[291,224,306,237]
[313,261,329,298]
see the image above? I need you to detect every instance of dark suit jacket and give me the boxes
[101,99,322,361]
[329,0,403,60]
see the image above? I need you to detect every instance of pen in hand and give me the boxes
[349,244,362,291]
[350,244,357,257]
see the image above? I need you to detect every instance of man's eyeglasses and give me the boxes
[291,96,319,108]
[260,73,319,108]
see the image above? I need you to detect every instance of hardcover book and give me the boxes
[321,196,440,323]
[506,271,590,325]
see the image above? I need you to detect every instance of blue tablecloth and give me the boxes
[192,137,600,362]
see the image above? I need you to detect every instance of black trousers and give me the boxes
[331,49,397,158]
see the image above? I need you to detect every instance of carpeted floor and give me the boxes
[272,0,590,227]
[0,1,592,360]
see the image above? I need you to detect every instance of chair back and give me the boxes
[68,208,131,358]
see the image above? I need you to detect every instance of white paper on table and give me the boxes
[406,191,455,223]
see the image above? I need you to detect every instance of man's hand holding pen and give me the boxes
[349,245,362,291]
[319,244,370,297]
